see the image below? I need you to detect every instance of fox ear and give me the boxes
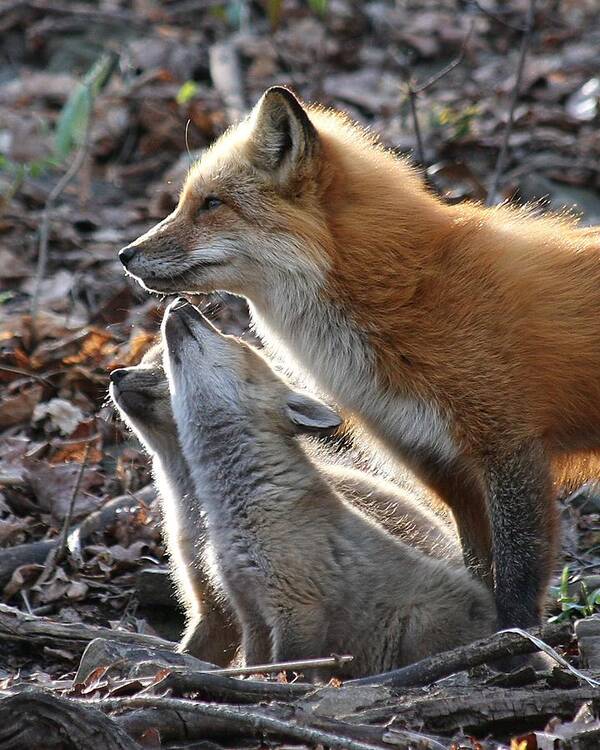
[249,87,318,181]
[285,391,342,435]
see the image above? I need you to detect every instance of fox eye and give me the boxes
[199,196,222,213]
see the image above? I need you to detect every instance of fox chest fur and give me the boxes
[251,284,459,470]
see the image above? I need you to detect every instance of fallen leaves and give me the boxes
[0,385,43,429]
[25,459,104,522]
[33,398,85,435]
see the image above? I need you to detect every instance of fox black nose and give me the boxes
[119,245,138,267]
[109,368,128,385]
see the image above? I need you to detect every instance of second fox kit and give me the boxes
[111,339,459,665]
[162,300,496,676]
[109,345,238,666]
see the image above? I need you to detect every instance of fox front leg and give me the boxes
[271,607,328,665]
[241,616,272,667]
[485,440,559,629]
[179,602,240,667]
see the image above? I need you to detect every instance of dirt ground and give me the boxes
[1,1,600,747]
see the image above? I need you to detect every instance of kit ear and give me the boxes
[248,87,319,181]
[285,391,342,435]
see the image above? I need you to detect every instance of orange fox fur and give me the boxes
[119,87,600,629]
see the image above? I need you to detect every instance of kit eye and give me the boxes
[199,196,222,212]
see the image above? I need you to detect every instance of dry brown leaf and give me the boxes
[51,441,103,465]
[25,458,104,521]
[3,563,44,599]
[0,385,43,429]
[63,329,116,366]
[125,330,157,365]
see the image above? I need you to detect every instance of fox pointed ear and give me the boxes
[249,87,319,181]
[285,391,342,435]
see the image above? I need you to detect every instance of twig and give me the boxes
[54,432,101,448]
[470,0,526,32]
[91,695,387,750]
[0,1,147,26]
[406,87,426,168]
[413,25,474,95]
[31,116,93,333]
[19,589,33,616]
[403,22,474,168]
[207,654,353,677]
[56,441,91,562]
[486,0,537,205]
[33,441,92,592]
[0,603,176,651]
[0,690,141,750]
[142,669,312,703]
[347,621,573,688]
[0,364,52,385]
[502,627,600,687]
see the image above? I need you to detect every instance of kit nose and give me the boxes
[109,368,128,385]
[119,244,138,267]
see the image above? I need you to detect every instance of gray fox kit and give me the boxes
[109,344,238,666]
[110,340,460,666]
[161,300,496,677]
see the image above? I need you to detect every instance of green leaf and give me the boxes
[266,0,283,27]
[176,80,199,106]
[308,0,328,15]
[53,52,118,162]
[587,587,600,606]
[53,84,92,162]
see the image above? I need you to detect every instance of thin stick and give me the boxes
[406,87,426,168]
[413,23,474,95]
[56,441,91,561]
[31,116,93,332]
[347,621,572,688]
[89,695,386,750]
[206,653,353,677]
[404,22,474,168]
[471,0,526,32]
[501,627,600,687]
[34,441,92,592]
[54,433,101,448]
[0,365,52,385]
[486,0,537,205]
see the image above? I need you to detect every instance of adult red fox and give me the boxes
[119,86,600,630]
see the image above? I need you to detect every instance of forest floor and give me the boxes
[1,1,600,748]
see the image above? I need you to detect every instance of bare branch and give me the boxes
[347,620,572,688]
[486,0,537,205]
[30,441,93,595]
[31,116,93,334]
[470,0,526,32]
[56,441,91,562]
[209,653,353,678]
[403,22,474,168]
[413,23,474,95]
[93,695,390,750]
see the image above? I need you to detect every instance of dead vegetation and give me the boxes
[1,0,600,747]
